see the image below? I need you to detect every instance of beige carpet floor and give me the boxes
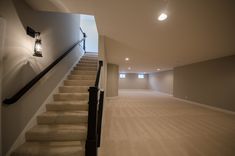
[99,89,235,156]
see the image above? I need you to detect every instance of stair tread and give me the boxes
[64,80,94,82]
[53,93,88,101]
[59,86,89,93]
[46,101,88,111]
[39,111,88,117]
[27,124,87,132]
[71,70,97,73]
[64,80,94,86]
[68,75,96,78]
[80,58,97,60]
[59,86,90,89]
[47,101,88,105]
[74,67,97,71]
[12,141,84,156]
[37,111,88,124]
[55,93,88,95]
[26,124,87,141]
[77,64,97,66]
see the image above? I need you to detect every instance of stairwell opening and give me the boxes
[80,15,98,53]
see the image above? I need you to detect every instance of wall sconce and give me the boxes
[26,26,42,57]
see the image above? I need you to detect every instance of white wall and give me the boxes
[107,64,119,97]
[149,70,173,94]
[0,17,6,156]
[119,73,149,89]
[174,55,235,111]
[80,15,98,52]
[98,35,107,93]
[0,0,82,154]
[118,72,173,92]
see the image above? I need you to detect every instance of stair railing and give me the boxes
[80,27,87,52]
[2,27,87,105]
[86,60,104,156]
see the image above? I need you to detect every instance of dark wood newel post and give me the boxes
[86,87,99,156]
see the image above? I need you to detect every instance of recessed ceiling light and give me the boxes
[125,57,129,61]
[157,68,161,71]
[128,67,131,70]
[158,13,167,21]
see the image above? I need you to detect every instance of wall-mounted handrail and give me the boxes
[2,28,86,105]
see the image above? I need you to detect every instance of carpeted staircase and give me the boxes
[11,52,98,156]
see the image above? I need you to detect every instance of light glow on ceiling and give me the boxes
[128,67,131,70]
[158,13,168,21]
[125,57,129,61]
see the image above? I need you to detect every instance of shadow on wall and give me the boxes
[2,0,46,98]
[0,17,6,156]
[24,0,71,13]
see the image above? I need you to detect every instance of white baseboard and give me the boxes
[172,97,235,115]
[6,53,84,156]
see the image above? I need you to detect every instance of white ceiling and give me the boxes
[25,0,235,73]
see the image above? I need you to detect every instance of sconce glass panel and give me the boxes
[33,33,42,57]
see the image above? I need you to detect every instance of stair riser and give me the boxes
[71,71,96,75]
[80,57,98,62]
[77,62,97,65]
[26,132,87,141]
[64,81,94,86]
[74,67,97,71]
[59,86,89,93]
[83,55,97,57]
[12,149,85,156]
[79,60,97,63]
[37,116,88,124]
[67,75,96,80]
[82,55,97,57]
[54,94,88,101]
[77,64,97,68]
[46,104,88,111]
[80,59,97,62]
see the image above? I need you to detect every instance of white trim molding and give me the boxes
[172,96,235,115]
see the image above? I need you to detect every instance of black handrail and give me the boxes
[95,61,103,87]
[3,28,86,105]
[86,87,99,156]
[97,90,104,147]
[86,60,104,156]
[80,27,87,51]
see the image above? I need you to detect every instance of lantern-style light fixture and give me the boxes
[34,32,42,57]
[26,26,42,57]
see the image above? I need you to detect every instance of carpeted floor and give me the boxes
[99,89,235,156]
